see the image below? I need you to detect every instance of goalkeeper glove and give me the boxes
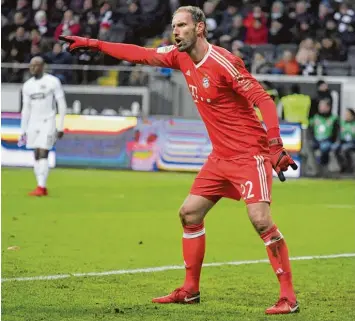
[269,137,298,182]
[59,35,101,53]
[17,134,27,147]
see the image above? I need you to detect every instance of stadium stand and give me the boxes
[2,0,355,84]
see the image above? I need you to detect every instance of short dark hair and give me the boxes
[347,108,355,118]
[317,80,326,87]
[291,84,300,94]
[173,6,208,37]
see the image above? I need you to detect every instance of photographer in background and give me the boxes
[332,108,355,173]
[309,98,339,176]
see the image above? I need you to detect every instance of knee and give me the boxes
[253,217,272,234]
[179,205,202,226]
[249,209,273,234]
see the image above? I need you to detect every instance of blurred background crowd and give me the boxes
[2,0,355,84]
[1,0,355,176]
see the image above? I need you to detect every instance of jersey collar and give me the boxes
[194,44,212,69]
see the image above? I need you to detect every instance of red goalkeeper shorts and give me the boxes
[190,155,272,204]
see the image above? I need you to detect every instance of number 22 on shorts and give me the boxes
[240,181,254,200]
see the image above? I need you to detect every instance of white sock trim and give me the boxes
[183,228,206,239]
[264,230,284,246]
[34,161,40,185]
[37,158,49,188]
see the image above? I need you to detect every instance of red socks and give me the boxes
[261,225,296,303]
[182,223,206,293]
[180,222,295,300]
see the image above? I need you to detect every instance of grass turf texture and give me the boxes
[2,168,355,321]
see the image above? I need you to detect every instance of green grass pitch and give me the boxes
[1,168,355,321]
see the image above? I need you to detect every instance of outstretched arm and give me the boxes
[59,36,180,69]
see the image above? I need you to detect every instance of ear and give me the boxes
[196,21,205,36]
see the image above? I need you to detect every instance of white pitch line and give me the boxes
[2,253,355,283]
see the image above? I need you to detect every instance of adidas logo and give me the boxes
[185,70,191,76]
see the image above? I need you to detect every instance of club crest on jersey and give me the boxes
[202,77,210,88]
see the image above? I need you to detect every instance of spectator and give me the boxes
[128,69,148,86]
[293,16,316,43]
[251,52,272,74]
[7,26,30,63]
[269,1,291,28]
[332,108,355,173]
[70,0,85,12]
[340,20,355,47]
[318,37,343,61]
[98,1,113,32]
[136,0,171,39]
[12,11,30,31]
[309,99,339,175]
[245,18,268,45]
[80,0,99,37]
[75,28,101,84]
[268,19,292,45]
[30,28,42,46]
[120,0,141,44]
[316,18,339,41]
[229,15,246,42]
[16,0,31,22]
[273,50,300,75]
[32,0,47,11]
[309,79,334,118]
[232,47,251,71]
[299,49,318,75]
[54,9,81,40]
[333,2,355,34]
[203,1,218,40]
[49,0,68,31]
[316,1,334,30]
[290,0,315,27]
[297,37,317,54]
[296,38,319,75]
[218,14,246,44]
[25,43,42,62]
[213,5,238,39]
[34,10,52,37]
[244,5,267,28]
[45,42,73,83]
[2,25,30,82]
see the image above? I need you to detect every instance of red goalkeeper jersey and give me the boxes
[100,42,276,159]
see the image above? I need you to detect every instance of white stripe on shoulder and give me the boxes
[210,51,237,78]
[211,48,242,76]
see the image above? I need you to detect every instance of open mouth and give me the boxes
[175,39,182,46]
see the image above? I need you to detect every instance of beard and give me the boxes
[176,35,197,52]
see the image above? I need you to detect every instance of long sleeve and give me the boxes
[20,87,31,134]
[56,96,67,131]
[228,56,281,138]
[98,41,180,69]
[53,77,67,131]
